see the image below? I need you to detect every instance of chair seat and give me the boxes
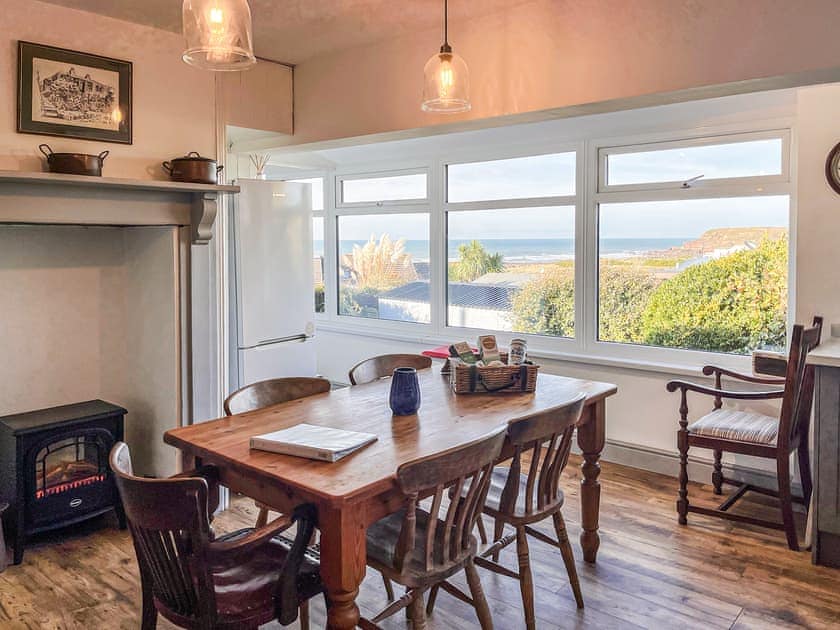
[481,466,565,524]
[688,408,779,446]
[210,529,321,625]
[366,508,476,587]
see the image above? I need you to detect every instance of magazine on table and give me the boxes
[250,423,378,462]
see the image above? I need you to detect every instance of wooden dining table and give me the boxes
[164,370,617,629]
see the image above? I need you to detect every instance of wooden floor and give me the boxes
[2,456,839,629]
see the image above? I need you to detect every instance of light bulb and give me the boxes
[209,6,224,22]
[438,59,454,98]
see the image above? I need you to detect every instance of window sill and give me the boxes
[314,320,740,379]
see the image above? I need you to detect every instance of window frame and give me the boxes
[336,167,430,208]
[597,129,791,194]
[586,126,794,366]
[311,118,795,373]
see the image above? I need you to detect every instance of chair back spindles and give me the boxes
[110,442,214,624]
[348,354,432,386]
[778,317,822,449]
[497,395,585,518]
[393,427,506,574]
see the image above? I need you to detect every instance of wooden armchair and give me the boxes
[666,317,823,550]
[361,427,507,630]
[110,442,323,629]
[348,354,432,386]
[224,377,331,527]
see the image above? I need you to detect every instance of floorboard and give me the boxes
[1,455,838,629]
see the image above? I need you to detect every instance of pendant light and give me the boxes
[182,0,257,71]
[422,0,471,113]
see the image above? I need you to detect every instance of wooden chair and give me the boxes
[361,427,507,630]
[110,442,323,630]
[666,317,823,551]
[347,354,432,386]
[433,394,586,629]
[224,377,331,527]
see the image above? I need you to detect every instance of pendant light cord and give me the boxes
[440,0,452,53]
[444,0,449,47]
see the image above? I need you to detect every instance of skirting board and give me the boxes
[574,437,804,496]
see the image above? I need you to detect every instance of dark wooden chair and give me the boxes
[432,394,586,629]
[348,354,432,386]
[224,377,331,527]
[361,427,507,630]
[110,442,323,629]
[666,316,823,550]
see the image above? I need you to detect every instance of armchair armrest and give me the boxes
[666,379,784,400]
[206,513,295,567]
[173,465,220,516]
[701,365,785,386]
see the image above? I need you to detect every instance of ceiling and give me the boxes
[40,0,518,65]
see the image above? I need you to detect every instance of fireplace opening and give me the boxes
[34,434,109,500]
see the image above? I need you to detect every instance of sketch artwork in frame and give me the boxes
[17,41,132,144]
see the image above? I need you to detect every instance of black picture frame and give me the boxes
[17,41,132,145]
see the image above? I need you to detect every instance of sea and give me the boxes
[315,237,689,263]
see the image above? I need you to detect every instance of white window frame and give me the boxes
[336,167,430,209]
[598,129,791,194]
[441,144,582,351]
[312,116,795,375]
[585,125,794,369]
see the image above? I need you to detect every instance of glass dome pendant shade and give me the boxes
[182,0,257,71]
[422,1,470,113]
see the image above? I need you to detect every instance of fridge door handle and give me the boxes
[241,334,310,350]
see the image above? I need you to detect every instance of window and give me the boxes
[445,151,578,338]
[339,172,428,205]
[447,152,576,202]
[596,133,790,356]
[600,133,787,190]
[312,216,325,312]
[447,206,575,336]
[288,177,326,313]
[317,117,792,368]
[337,213,430,323]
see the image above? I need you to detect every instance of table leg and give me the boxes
[319,504,367,630]
[577,399,606,563]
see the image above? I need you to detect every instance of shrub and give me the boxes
[511,267,575,336]
[449,240,505,282]
[340,234,417,291]
[640,238,788,354]
[598,267,660,343]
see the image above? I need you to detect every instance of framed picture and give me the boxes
[17,41,132,144]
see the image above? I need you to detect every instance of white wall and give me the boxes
[0,0,216,179]
[794,85,840,328]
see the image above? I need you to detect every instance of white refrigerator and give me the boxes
[230,179,316,390]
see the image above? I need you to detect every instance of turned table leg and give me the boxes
[577,400,606,563]
[319,504,367,630]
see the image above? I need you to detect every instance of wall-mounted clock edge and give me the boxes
[826,141,840,195]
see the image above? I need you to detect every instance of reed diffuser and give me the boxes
[249,153,271,179]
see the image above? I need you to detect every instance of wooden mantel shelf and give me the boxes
[0,170,239,245]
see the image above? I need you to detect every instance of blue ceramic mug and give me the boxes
[389,367,421,416]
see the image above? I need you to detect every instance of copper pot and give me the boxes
[39,144,109,177]
[162,152,223,184]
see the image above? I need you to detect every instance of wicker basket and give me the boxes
[450,361,539,394]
